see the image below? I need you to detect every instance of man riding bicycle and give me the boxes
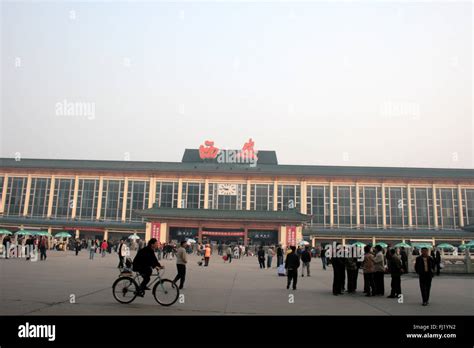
[132,238,164,296]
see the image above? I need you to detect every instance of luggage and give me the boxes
[277,264,286,276]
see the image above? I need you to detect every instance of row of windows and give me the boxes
[1,176,473,228]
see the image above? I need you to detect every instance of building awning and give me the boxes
[304,226,474,239]
[0,216,145,231]
[134,206,311,224]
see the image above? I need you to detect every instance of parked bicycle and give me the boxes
[112,268,179,306]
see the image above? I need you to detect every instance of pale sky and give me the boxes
[1,1,473,168]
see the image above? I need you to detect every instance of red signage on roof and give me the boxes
[198,138,258,161]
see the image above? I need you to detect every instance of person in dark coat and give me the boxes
[331,243,346,295]
[257,246,266,269]
[400,247,408,273]
[133,238,163,296]
[387,248,402,298]
[285,246,300,290]
[25,235,34,261]
[74,239,81,256]
[432,249,441,276]
[415,247,435,306]
[276,244,284,267]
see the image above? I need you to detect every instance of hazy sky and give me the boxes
[1,1,472,168]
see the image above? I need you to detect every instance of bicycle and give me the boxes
[112,268,179,306]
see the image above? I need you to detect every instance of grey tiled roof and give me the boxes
[1,157,473,180]
[304,226,474,238]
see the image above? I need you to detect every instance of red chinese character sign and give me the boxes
[151,222,161,241]
[199,140,219,160]
[286,226,296,247]
[237,138,258,161]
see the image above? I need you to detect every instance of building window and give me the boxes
[436,188,458,229]
[306,185,330,225]
[4,177,28,216]
[51,178,75,219]
[76,179,100,220]
[182,182,205,209]
[410,187,434,228]
[385,187,409,227]
[126,180,149,221]
[208,183,247,210]
[28,178,51,217]
[462,188,474,226]
[333,186,356,227]
[250,184,274,211]
[359,186,383,227]
[155,181,178,208]
[101,179,125,221]
[277,184,300,211]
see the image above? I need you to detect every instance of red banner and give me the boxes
[151,222,161,241]
[202,231,245,237]
[286,226,296,247]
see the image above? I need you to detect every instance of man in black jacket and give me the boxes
[387,249,402,298]
[133,238,163,296]
[415,247,435,306]
[276,245,284,267]
[285,246,300,290]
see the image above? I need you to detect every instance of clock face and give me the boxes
[218,183,237,196]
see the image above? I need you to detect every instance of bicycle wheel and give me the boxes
[152,279,179,306]
[112,276,139,304]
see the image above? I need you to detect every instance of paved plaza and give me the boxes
[1,249,473,316]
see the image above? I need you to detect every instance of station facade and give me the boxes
[1,140,474,246]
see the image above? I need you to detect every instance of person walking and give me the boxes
[204,244,211,267]
[276,244,284,267]
[373,245,385,296]
[267,247,275,268]
[257,246,265,269]
[387,248,402,298]
[173,240,188,289]
[226,245,232,263]
[415,247,435,306]
[101,240,108,257]
[285,246,300,290]
[75,239,81,256]
[300,246,312,277]
[25,235,34,261]
[321,245,327,270]
[362,245,376,297]
[39,236,47,261]
[89,240,96,260]
[117,239,127,269]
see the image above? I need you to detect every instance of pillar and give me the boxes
[160,222,168,244]
[23,174,32,216]
[198,226,203,244]
[300,181,307,214]
[75,229,80,239]
[381,183,387,229]
[244,226,248,246]
[47,175,55,218]
[0,174,8,213]
[103,229,108,241]
[407,184,413,227]
[71,175,79,219]
[148,177,156,208]
[177,178,183,208]
[329,182,334,227]
[279,225,287,248]
[458,185,464,227]
[204,179,209,209]
[432,184,438,228]
[121,178,129,222]
[273,180,278,211]
[296,225,303,243]
[96,176,104,219]
[356,183,360,227]
[342,237,346,246]
[246,180,251,210]
[145,222,152,242]
[372,236,376,245]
